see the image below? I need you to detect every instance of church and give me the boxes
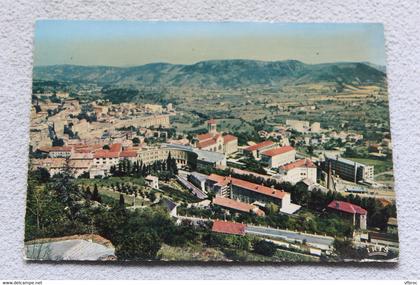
[194,119,238,156]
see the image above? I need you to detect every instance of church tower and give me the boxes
[207,119,217,135]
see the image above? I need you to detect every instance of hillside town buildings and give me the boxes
[28,92,394,260]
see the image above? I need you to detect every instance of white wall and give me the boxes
[1,0,420,279]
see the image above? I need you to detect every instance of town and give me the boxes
[25,88,398,262]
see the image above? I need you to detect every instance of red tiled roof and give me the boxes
[281,158,316,171]
[207,119,217,124]
[223,134,237,144]
[94,150,120,158]
[197,133,213,141]
[233,177,287,200]
[197,138,218,149]
[211,220,246,235]
[207,173,227,185]
[207,174,286,200]
[109,143,122,152]
[328,200,367,215]
[49,146,73,152]
[261,146,295,157]
[244,141,275,152]
[213,197,265,216]
[119,150,137,158]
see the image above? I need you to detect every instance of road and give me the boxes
[246,225,334,248]
[176,173,207,199]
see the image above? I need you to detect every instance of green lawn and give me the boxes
[158,243,228,261]
[76,177,150,206]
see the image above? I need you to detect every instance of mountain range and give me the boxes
[33,59,386,89]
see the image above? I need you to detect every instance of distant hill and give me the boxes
[33,59,386,89]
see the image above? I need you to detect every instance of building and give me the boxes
[48,146,74,158]
[310,122,321,133]
[144,104,163,113]
[90,144,123,178]
[161,198,177,217]
[119,150,138,162]
[206,174,300,214]
[114,114,171,129]
[145,175,159,189]
[213,196,265,217]
[279,158,317,184]
[286,119,321,133]
[260,146,296,168]
[327,200,367,230]
[91,150,120,178]
[187,171,208,191]
[223,134,239,156]
[163,144,227,170]
[195,120,238,156]
[68,152,93,177]
[243,141,277,160]
[138,146,190,167]
[286,119,310,133]
[211,220,246,236]
[322,154,374,183]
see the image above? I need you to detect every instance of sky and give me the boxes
[33,21,386,67]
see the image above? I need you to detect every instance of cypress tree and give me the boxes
[119,194,125,208]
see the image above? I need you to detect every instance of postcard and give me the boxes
[25,21,398,262]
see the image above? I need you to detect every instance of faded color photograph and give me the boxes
[25,21,398,262]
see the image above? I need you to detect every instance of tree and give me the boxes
[307,145,314,155]
[252,239,277,256]
[119,194,125,208]
[32,167,50,183]
[132,137,140,145]
[49,161,83,222]
[85,186,92,198]
[52,137,64,147]
[115,229,161,260]
[91,184,101,203]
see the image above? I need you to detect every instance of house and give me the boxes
[279,158,317,184]
[211,220,246,236]
[212,196,265,217]
[327,200,367,230]
[145,175,159,189]
[260,146,296,168]
[243,141,277,160]
[195,119,238,155]
[161,198,177,217]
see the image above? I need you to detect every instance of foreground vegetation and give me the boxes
[26,167,320,261]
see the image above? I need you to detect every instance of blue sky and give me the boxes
[34,21,386,66]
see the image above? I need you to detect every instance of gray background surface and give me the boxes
[1,0,419,279]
